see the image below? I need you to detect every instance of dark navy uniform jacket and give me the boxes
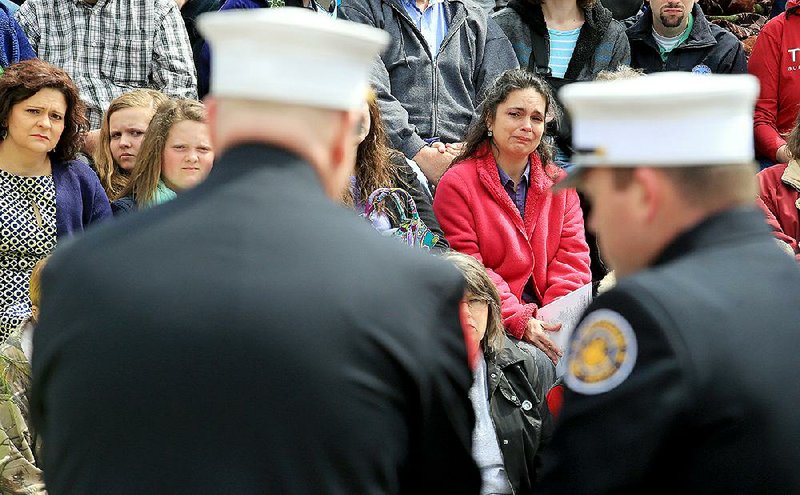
[32,144,480,495]
[538,208,800,494]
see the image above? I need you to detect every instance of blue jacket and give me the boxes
[52,159,112,238]
[0,1,34,70]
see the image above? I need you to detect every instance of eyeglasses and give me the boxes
[462,297,489,310]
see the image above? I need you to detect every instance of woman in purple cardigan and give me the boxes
[0,60,111,339]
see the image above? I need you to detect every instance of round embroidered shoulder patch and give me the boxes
[564,309,638,395]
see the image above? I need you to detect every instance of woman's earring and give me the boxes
[0,128,7,140]
[487,129,493,137]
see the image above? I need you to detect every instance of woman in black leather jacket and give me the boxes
[445,252,556,494]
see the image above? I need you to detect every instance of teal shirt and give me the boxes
[548,26,580,79]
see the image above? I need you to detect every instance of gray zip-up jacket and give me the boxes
[339,0,519,159]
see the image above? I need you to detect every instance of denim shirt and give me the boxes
[400,0,448,54]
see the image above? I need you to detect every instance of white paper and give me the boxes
[537,283,593,376]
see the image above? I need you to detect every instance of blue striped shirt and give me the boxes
[548,27,580,78]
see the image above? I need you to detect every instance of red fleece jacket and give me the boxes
[433,146,591,339]
[749,1,800,160]
[757,163,800,261]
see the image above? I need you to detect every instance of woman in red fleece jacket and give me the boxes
[758,113,800,262]
[749,0,800,165]
[433,70,591,364]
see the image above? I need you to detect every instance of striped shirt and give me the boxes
[16,0,198,129]
[652,30,683,52]
[548,27,580,79]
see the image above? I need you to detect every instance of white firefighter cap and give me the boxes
[197,8,389,110]
[556,73,760,188]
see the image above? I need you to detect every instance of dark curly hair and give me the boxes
[454,69,558,178]
[0,59,88,162]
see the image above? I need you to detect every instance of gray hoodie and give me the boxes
[339,0,519,158]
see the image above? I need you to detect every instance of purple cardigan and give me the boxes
[52,159,112,238]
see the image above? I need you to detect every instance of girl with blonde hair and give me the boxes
[113,99,214,214]
[93,89,169,199]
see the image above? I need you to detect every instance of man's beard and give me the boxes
[659,6,686,28]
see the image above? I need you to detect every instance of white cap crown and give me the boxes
[198,8,389,110]
[560,73,760,167]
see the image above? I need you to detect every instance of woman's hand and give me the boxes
[776,144,793,164]
[523,318,562,364]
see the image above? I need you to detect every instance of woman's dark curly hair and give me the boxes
[0,59,88,162]
[453,69,558,178]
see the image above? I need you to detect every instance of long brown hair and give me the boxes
[119,99,207,207]
[0,59,88,162]
[454,69,557,176]
[342,91,400,208]
[94,90,169,200]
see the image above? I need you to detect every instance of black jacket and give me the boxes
[486,338,555,494]
[626,4,747,74]
[32,143,480,494]
[538,208,800,493]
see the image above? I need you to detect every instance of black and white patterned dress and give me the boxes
[0,169,57,341]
